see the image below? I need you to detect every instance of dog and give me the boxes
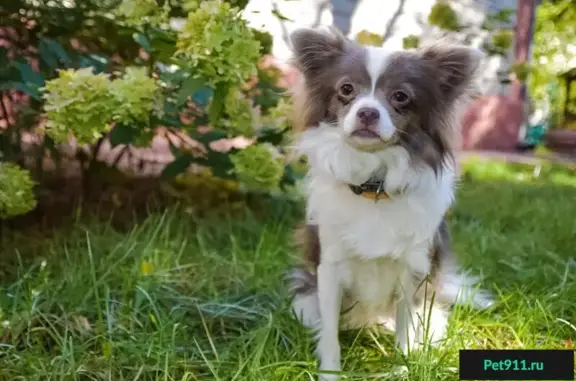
[285,27,494,380]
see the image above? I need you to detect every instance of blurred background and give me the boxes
[0,1,574,380]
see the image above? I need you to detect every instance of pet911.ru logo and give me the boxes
[483,359,544,372]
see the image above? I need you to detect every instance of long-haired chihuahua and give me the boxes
[286,27,493,380]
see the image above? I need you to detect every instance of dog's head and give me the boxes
[290,27,482,174]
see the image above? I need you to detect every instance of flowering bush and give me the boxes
[111,67,163,126]
[231,144,284,192]
[42,68,115,145]
[115,0,169,27]
[176,0,261,86]
[220,88,257,137]
[0,163,37,218]
[0,0,294,217]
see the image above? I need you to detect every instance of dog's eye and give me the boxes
[391,90,410,105]
[339,83,354,96]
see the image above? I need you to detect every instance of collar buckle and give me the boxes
[348,178,388,202]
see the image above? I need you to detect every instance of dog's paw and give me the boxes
[318,373,341,381]
[390,365,409,378]
[318,362,341,381]
[318,356,341,381]
[317,335,341,378]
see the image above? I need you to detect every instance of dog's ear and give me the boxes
[420,44,483,100]
[290,27,346,77]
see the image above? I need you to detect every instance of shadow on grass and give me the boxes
[0,160,574,380]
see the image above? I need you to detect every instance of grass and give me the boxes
[1,159,575,380]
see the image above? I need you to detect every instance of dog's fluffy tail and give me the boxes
[286,267,321,329]
[433,262,494,310]
[431,220,494,310]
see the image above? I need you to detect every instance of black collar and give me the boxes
[348,178,388,200]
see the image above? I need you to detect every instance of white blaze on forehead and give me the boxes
[344,46,395,141]
[364,46,394,92]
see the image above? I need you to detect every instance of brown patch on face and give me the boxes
[371,45,481,173]
[289,28,371,132]
[371,52,454,173]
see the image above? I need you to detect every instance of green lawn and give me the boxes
[1,160,575,380]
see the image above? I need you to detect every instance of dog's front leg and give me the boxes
[394,273,420,356]
[316,260,343,381]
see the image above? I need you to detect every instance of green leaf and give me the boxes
[177,76,206,105]
[133,32,152,53]
[188,129,228,145]
[109,124,135,147]
[158,70,182,84]
[147,26,177,43]
[15,61,45,88]
[79,54,109,73]
[281,164,299,186]
[148,27,177,61]
[157,114,183,128]
[0,81,23,92]
[204,149,234,179]
[44,39,70,64]
[161,155,193,177]
[256,127,288,146]
[38,41,58,70]
[209,84,229,125]
[38,39,70,70]
[192,87,213,106]
[0,81,41,100]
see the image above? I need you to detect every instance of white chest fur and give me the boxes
[306,170,454,263]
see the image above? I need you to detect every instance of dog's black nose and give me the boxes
[357,107,380,125]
